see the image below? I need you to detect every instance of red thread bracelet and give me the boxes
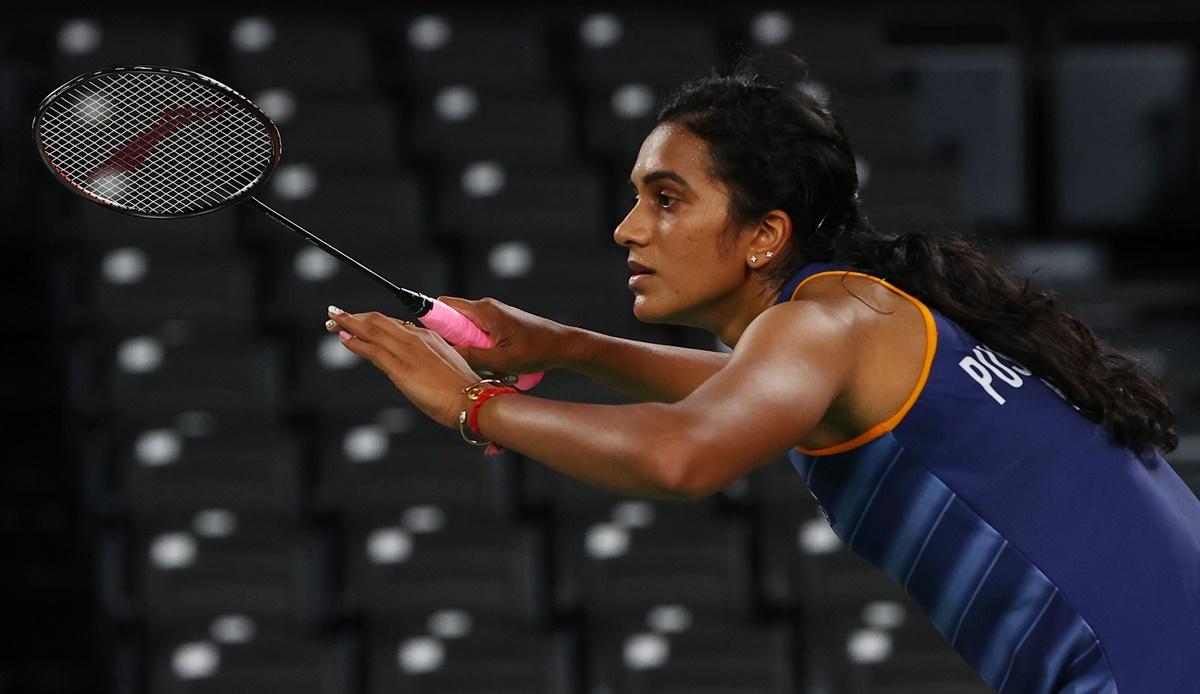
[469,386,517,455]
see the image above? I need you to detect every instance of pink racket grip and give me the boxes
[421,299,544,390]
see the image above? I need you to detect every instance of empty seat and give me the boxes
[462,242,641,338]
[98,334,285,419]
[738,9,893,93]
[858,162,972,234]
[897,45,1028,227]
[572,12,719,93]
[113,420,303,521]
[265,245,450,336]
[225,17,375,96]
[834,92,931,166]
[554,505,752,617]
[394,15,552,92]
[409,89,575,166]
[50,17,197,85]
[242,169,429,253]
[74,204,240,255]
[255,95,403,172]
[142,620,353,694]
[585,84,661,168]
[437,163,606,244]
[758,506,897,611]
[88,247,257,333]
[366,618,576,694]
[344,513,546,623]
[1002,240,1111,291]
[801,584,990,694]
[315,415,516,519]
[588,611,795,694]
[125,523,325,625]
[1054,44,1192,228]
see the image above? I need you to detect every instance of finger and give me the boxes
[436,296,489,330]
[335,325,407,377]
[328,307,407,350]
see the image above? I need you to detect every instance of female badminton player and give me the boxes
[325,53,1200,692]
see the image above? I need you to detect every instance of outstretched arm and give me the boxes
[326,299,852,500]
[434,295,730,404]
[474,299,854,499]
[558,328,731,403]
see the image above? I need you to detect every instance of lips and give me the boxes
[628,260,654,275]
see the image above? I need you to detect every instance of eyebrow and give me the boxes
[631,170,692,190]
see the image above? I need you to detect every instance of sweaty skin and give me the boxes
[326,123,927,500]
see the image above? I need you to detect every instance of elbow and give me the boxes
[653,442,712,501]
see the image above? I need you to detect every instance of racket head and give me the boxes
[33,65,281,219]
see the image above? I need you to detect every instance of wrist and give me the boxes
[556,325,597,372]
[458,378,517,455]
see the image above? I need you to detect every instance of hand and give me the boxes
[435,296,576,375]
[324,306,479,429]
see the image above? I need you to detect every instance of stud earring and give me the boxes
[765,251,774,258]
[750,255,758,263]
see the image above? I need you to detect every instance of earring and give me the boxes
[765,251,774,258]
[750,255,758,263]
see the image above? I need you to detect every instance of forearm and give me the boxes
[474,393,693,500]
[557,327,730,403]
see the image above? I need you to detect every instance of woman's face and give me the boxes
[615,123,754,327]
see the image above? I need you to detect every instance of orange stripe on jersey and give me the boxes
[789,271,938,457]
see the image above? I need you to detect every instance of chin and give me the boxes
[631,296,678,325]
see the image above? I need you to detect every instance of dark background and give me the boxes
[1,2,1197,692]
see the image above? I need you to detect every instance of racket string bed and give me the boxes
[38,71,273,216]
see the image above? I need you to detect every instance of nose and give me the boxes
[613,202,648,248]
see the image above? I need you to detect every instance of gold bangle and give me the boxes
[458,410,489,446]
[462,378,506,400]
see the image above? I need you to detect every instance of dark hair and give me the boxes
[657,51,1177,454]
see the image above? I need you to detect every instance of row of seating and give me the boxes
[22,12,1195,235]
[96,453,996,693]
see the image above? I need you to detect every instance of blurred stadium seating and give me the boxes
[3,4,1197,693]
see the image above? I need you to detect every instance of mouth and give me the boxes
[628,260,655,276]
[627,260,654,290]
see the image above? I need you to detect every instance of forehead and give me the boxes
[631,123,716,184]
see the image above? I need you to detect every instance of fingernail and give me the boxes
[325,319,337,331]
[338,330,352,342]
[328,305,343,315]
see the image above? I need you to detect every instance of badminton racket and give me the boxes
[32,65,542,390]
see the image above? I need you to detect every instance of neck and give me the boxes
[707,274,785,349]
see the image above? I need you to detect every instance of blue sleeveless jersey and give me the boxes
[776,263,1200,693]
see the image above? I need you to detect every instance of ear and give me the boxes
[747,209,792,267]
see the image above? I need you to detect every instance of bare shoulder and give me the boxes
[741,293,849,346]
[728,295,859,403]
[772,270,931,449]
[739,273,899,360]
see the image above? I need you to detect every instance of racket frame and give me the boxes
[32,64,282,219]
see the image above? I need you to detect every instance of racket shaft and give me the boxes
[244,196,428,314]
[243,196,544,390]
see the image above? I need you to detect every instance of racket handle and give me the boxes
[421,299,544,390]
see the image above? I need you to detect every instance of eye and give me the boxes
[657,192,677,208]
